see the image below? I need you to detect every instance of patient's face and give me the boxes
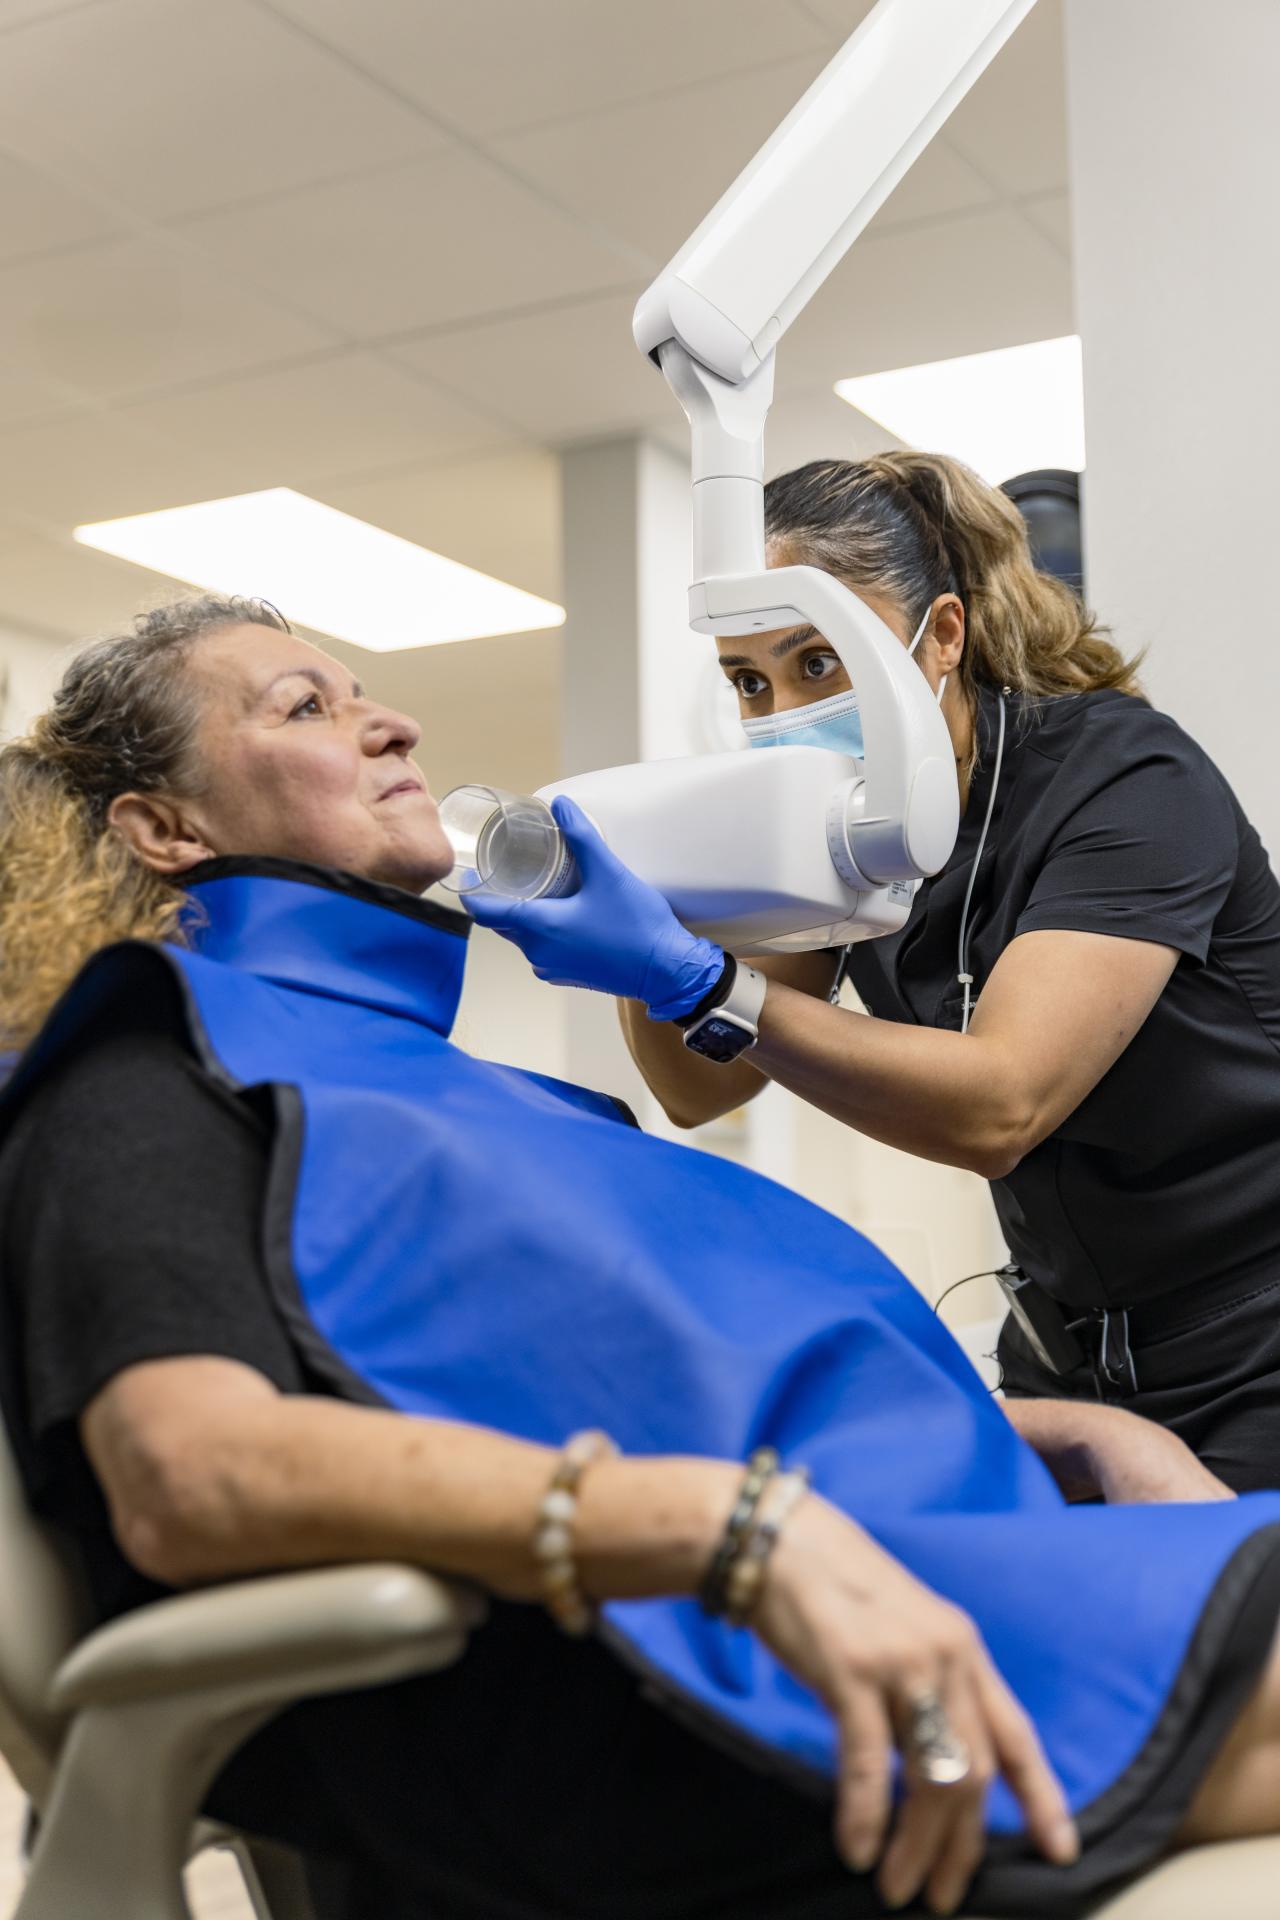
[178,623,454,892]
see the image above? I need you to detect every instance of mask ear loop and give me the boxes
[956,688,1009,1034]
[908,603,948,709]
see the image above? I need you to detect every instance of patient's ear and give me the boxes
[108,792,218,876]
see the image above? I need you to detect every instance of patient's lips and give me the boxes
[378,776,428,802]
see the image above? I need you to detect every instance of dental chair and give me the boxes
[0,1406,481,1920]
[0,1407,1275,1920]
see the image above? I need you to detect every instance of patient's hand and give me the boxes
[1002,1398,1235,1504]
[754,1495,1078,1915]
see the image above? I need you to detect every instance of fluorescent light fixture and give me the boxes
[835,335,1085,485]
[74,487,565,652]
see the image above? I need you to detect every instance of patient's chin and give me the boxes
[363,843,455,897]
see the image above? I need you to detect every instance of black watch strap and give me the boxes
[673,954,735,1029]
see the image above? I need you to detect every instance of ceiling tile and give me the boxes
[0,528,188,641]
[794,0,878,35]
[493,55,832,263]
[0,359,80,427]
[0,405,294,528]
[0,0,444,221]
[782,205,1073,385]
[0,233,333,403]
[316,447,562,604]
[0,515,37,552]
[1019,191,1071,258]
[763,381,904,480]
[263,0,830,138]
[391,291,677,445]
[0,148,121,265]
[119,352,514,489]
[865,136,997,236]
[184,149,643,339]
[0,0,101,27]
[943,0,1067,198]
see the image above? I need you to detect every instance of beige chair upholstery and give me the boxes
[0,1407,1276,1917]
[0,1409,482,1920]
[963,1832,1280,1919]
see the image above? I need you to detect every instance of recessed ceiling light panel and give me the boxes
[835,335,1085,485]
[74,488,566,652]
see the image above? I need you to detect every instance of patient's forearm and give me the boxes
[86,1367,737,1596]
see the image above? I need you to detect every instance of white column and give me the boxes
[1065,0,1280,864]
[558,436,709,1121]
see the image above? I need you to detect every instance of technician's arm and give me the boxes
[1001,1399,1235,1504]
[673,928,1177,1176]
[617,947,838,1127]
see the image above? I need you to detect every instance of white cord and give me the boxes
[956,688,1008,1035]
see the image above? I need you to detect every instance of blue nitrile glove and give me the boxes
[465,796,725,1021]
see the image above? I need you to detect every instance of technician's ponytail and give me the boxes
[763,451,1141,706]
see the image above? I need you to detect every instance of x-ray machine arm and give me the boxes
[633,0,1040,888]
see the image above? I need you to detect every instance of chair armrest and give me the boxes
[50,1562,485,1711]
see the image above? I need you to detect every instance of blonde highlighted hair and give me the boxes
[0,595,288,1053]
[763,450,1141,705]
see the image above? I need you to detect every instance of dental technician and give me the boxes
[470,452,1280,1491]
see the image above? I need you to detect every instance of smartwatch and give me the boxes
[674,955,767,1063]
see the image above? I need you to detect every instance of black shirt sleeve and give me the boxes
[1014,703,1239,962]
[4,1028,305,1451]
[0,1023,310,1618]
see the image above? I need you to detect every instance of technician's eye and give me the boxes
[732,670,768,699]
[802,652,841,682]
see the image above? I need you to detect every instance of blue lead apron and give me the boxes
[9,857,1280,1844]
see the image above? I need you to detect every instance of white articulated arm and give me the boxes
[634,0,1040,389]
[634,0,1040,892]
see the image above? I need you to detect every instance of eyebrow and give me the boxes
[257,665,365,705]
[718,624,819,669]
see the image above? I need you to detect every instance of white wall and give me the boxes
[1065,0,1280,866]
[0,626,69,740]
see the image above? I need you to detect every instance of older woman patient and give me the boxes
[0,595,1278,1920]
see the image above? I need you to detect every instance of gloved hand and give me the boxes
[465,796,725,1021]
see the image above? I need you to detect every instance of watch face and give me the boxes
[686,1015,753,1063]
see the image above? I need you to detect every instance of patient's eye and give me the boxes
[801,651,841,683]
[732,669,768,699]
[289,693,324,719]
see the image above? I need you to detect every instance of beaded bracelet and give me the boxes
[699,1446,779,1616]
[724,1467,811,1627]
[533,1429,617,1636]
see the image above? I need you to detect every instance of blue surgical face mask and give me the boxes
[741,604,935,756]
[741,684,865,756]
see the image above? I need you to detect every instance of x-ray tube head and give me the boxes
[538,742,936,956]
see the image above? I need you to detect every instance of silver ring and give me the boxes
[907,1691,971,1787]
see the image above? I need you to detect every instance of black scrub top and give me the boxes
[845,683,1280,1312]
